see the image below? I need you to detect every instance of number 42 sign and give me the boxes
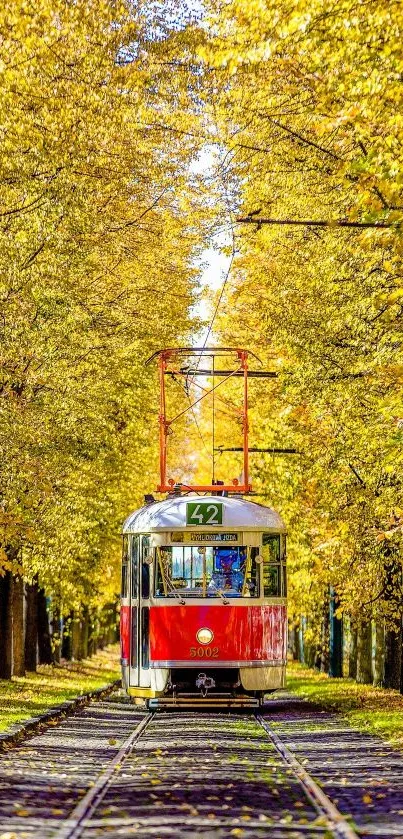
[186,502,223,526]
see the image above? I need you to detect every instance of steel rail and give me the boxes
[55,712,154,839]
[256,714,359,839]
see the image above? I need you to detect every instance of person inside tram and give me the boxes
[208,549,244,593]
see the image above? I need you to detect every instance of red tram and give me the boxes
[120,494,287,707]
[120,348,287,707]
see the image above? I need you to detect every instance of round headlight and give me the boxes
[196,627,214,645]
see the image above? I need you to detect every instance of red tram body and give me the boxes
[120,494,287,708]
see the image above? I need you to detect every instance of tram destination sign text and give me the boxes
[186,501,223,526]
[171,531,238,543]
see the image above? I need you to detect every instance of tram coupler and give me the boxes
[196,672,216,697]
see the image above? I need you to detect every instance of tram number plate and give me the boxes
[190,646,219,658]
[186,502,223,526]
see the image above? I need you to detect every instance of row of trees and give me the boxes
[2,0,402,691]
[0,0,203,675]
[194,0,403,688]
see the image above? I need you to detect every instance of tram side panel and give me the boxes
[120,535,130,689]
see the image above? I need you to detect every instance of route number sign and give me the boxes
[186,502,223,526]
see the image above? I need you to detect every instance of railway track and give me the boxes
[52,700,357,839]
[256,714,358,839]
[56,712,155,839]
[0,692,402,838]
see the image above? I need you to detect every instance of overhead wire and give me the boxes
[185,191,238,479]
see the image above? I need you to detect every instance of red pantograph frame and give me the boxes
[146,348,255,494]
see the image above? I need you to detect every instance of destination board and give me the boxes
[171,532,238,543]
[190,532,237,543]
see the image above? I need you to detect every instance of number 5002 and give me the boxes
[189,646,219,658]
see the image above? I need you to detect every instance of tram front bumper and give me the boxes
[149,694,259,709]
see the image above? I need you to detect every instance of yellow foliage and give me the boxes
[0,0,205,611]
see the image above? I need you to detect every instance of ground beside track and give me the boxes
[0,647,120,735]
[288,662,403,749]
[0,691,403,838]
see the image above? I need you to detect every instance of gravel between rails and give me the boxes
[65,708,334,839]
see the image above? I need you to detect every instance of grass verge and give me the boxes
[0,645,120,733]
[287,661,403,748]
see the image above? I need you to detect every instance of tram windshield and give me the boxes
[155,546,259,598]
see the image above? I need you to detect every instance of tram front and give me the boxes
[120,494,287,708]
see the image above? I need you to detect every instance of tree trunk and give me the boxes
[329,587,343,677]
[348,621,358,679]
[87,611,95,658]
[298,616,305,663]
[0,572,13,679]
[384,623,402,690]
[25,579,38,671]
[319,598,330,673]
[79,607,89,660]
[373,620,385,687]
[37,588,52,664]
[289,627,299,661]
[356,621,372,683]
[51,608,61,663]
[71,612,81,660]
[61,613,73,660]
[12,574,25,676]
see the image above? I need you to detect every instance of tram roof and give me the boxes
[123,495,286,534]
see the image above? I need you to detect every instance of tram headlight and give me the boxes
[196,627,214,645]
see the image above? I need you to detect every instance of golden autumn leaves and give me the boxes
[0,0,402,643]
[0,0,200,610]
[194,0,403,636]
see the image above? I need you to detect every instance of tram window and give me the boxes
[155,546,259,598]
[262,534,280,562]
[121,536,129,599]
[264,564,280,596]
[141,537,150,599]
[131,536,139,598]
[262,534,281,597]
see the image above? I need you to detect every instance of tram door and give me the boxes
[130,535,151,689]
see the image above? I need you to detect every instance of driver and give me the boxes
[208,550,243,593]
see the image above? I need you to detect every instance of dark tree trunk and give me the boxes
[12,574,25,676]
[329,587,343,677]
[357,621,372,683]
[289,627,299,661]
[384,624,402,690]
[319,598,330,673]
[98,629,106,651]
[87,611,95,658]
[72,612,81,660]
[25,579,38,671]
[61,613,73,660]
[51,608,61,663]
[37,588,52,664]
[349,620,358,679]
[0,572,13,679]
[79,607,89,660]
[108,604,117,644]
[373,620,385,687]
